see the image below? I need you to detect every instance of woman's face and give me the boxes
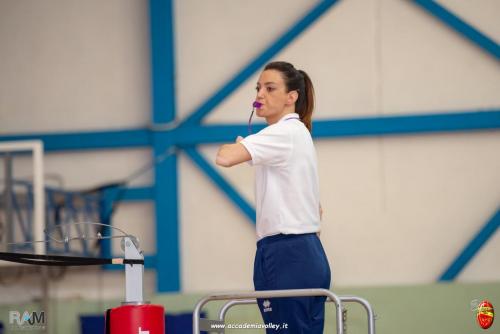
[255,69,294,120]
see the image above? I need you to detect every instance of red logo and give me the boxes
[476,300,494,330]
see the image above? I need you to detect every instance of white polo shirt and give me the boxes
[240,113,321,240]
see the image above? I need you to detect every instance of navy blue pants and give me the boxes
[253,233,331,334]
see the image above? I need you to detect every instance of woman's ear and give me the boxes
[287,90,299,105]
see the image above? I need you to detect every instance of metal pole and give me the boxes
[124,236,144,303]
[218,299,254,321]
[32,142,48,332]
[193,288,344,334]
[340,296,376,334]
[32,141,45,256]
[0,140,47,254]
[2,153,13,251]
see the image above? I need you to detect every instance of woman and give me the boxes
[216,61,331,333]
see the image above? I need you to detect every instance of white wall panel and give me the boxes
[0,0,151,134]
[179,153,256,292]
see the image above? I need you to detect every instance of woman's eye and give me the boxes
[266,87,274,92]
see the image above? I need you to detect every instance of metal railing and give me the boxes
[193,288,375,334]
[217,295,375,334]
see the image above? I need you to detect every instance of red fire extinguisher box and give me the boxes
[105,304,165,334]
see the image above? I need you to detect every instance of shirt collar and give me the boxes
[278,113,300,122]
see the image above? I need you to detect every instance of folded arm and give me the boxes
[216,137,251,167]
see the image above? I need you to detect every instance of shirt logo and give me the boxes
[263,300,272,313]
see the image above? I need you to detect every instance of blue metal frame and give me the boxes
[0,129,151,151]
[114,186,154,201]
[150,0,180,292]
[412,0,500,60]
[439,208,500,281]
[173,109,500,145]
[1,0,499,291]
[3,110,499,149]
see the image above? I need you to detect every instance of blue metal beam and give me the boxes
[174,110,500,145]
[439,208,500,281]
[152,134,180,291]
[180,0,341,126]
[412,0,500,60]
[150,0,177,124]
[312,110,500,138]
[149,0,180,292]
[2,110,499,150]
[99,194,114,260]
[120,186,155,201]
[183,147,256,224]
[174,123,264,146]
[103,186,155,202]
[0,129,151,151]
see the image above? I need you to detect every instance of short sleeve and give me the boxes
[240,124,292,166]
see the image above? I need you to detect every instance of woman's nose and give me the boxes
[256,88,264,99]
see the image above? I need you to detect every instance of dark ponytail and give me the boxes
[264,61,315,132]
[297,70,314,132]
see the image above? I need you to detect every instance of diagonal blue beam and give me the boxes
[0,128,151,151]
[439,208,500,281]
[173,109,500,145]
[183,147,256,224]
[180,0,340,126]
[412,0,500,60]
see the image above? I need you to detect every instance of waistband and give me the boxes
[257,232,317,248]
